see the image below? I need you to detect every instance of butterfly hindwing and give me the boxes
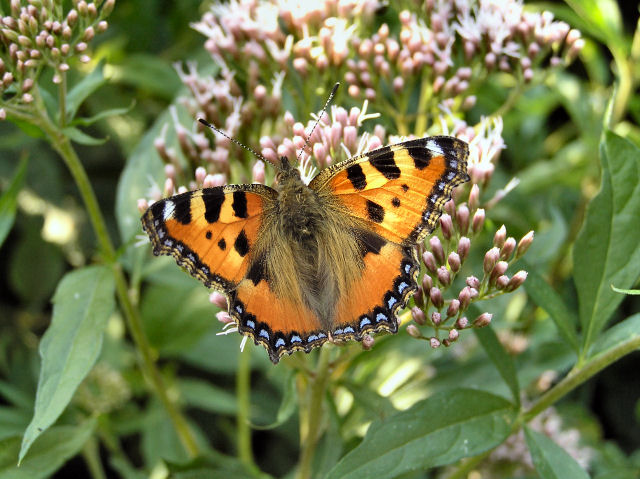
[331,232,419,341]
[141,185,276,290]
[310,136,469,245]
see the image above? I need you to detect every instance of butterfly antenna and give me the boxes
[198,118,271,165]
[296,82,340,163]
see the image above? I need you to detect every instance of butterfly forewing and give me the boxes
[142,185,276,290]
[310,136,469,246]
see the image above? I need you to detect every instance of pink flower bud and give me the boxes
[458,286,471,311]
[429,236,445,264]
[447,252,460,273]
[501,237,516,260]
[430,287,444,309]
[456,204,470,235]
[448,329,459,341]
[252,160,265,184]
[457,236,470,263]
[490,261,509,285]
[468,184,480,211]
[516,231,534,258]
[431,311,441,326]
[446,299,460,318]
[473,312,492,327]
[362,334,374,350]
[496,275,509,290]
[466,276,480,289]
[407,324,422,338]
[413,286,424,308]
[430,337,441,348]
[216,311,233,324]
[444,198,455,217]
[440,214,454,240]
[456,316,469,329]
[137,198,148,212]
[493,225,506,248]
[209,292,228,309]
[422,251,437,273]
[437,265,450,286]
[484,247,500,274]
[472,208,485,234]
[506,270,528,291]
[411,306,426,325]
[422,273,433,293]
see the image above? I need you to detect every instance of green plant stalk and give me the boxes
[445,331,640,478]
[236,344,255,467]
[296,348,331,479]
[15,94,201,458]
[610,47,635,127]
[82,435,107,479]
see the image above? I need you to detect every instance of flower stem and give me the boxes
[236,344,255,467]
[32,104,200,459]
[296,348,331,479]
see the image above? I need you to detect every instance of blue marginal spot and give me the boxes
[307,334,319,342]
[376,312,387,322]
[317,332,327,339]
[343,326,354,334]
[275,338,285,348]
[334,328,344,335]
[246,319,255,329]
[291,335,302,343]
[387,295,397,308]
[259,329,269,339]
[360,317,371,328]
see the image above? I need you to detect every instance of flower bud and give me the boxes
[444,198,455,217]
[361,334,374,350]
[209,292,228,309]
[421,273,433,294]
[431,311,441,326]
[471,206,486,236]
[446,299,460,318]
[429,287,443,309]
[422,251,437,273]
[429,337,441,348]
[411,306,426,325]
[496,275,509,290]
[429,236,445,264]
[466,276,480,289]
[516,231,534,258]
[468,184,480,211]
[456,205,469,234]
[436,266,450,286]
[473,312,492,327]
[413,286,424,308]
[252,160,265,184]
[447,252,460,273]
[457,236,470,263]
[456,316,469,329]
[483,247,500,275]
[458,286,471,311]
[448,329,459,341]
[501,237,516,260]
[440,214,454,240]
[216,311,233,324]
[490,260,509,285]
[506,270,528,291]
[493,225,506,248]
[406,324,422,338]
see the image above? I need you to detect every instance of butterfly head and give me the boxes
[274,156,303,190]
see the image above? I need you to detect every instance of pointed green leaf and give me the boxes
[0,157,28,248]
[1,419,96,479]
[474,325,520,406]
[523,263,579,352]
[588,313,640,360]
[62,126,108,145]
[251,371,297,430]
[611,285,640,295]
[70,102,135,127]
[179,378,237,416]
[65,61,106,122]
[19,266,115,462]
[574,131,640,350]
[326,389,516,479]
[525,426,590,479]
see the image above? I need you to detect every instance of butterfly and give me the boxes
[142,128,469,363]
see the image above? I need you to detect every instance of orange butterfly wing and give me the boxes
[142,185,328,363]
[310,136,469,245]
[141,185,275,290]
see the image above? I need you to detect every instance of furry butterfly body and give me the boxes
[142,136,469,363]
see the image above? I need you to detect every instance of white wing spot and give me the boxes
[163,200,175,221]
[426,139,444,156]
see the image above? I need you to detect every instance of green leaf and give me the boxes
[62,126,108,145]
[110,53,182,100]
[1,419,96,479]
[588,313,640,360]
[65,61,107,122]
[70,102,135,127]
[251,371,296,430]
[474,325,520,406]
[179,378,237,415]
[523,263,579,352]
[0,157,28,248]
[611,285,640,295]
[574,131,640,351]
[165,451,267,479]
[524,426,590,479]
[19,266,115,462]
[326,389,516,479]
[564,0,623,49]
